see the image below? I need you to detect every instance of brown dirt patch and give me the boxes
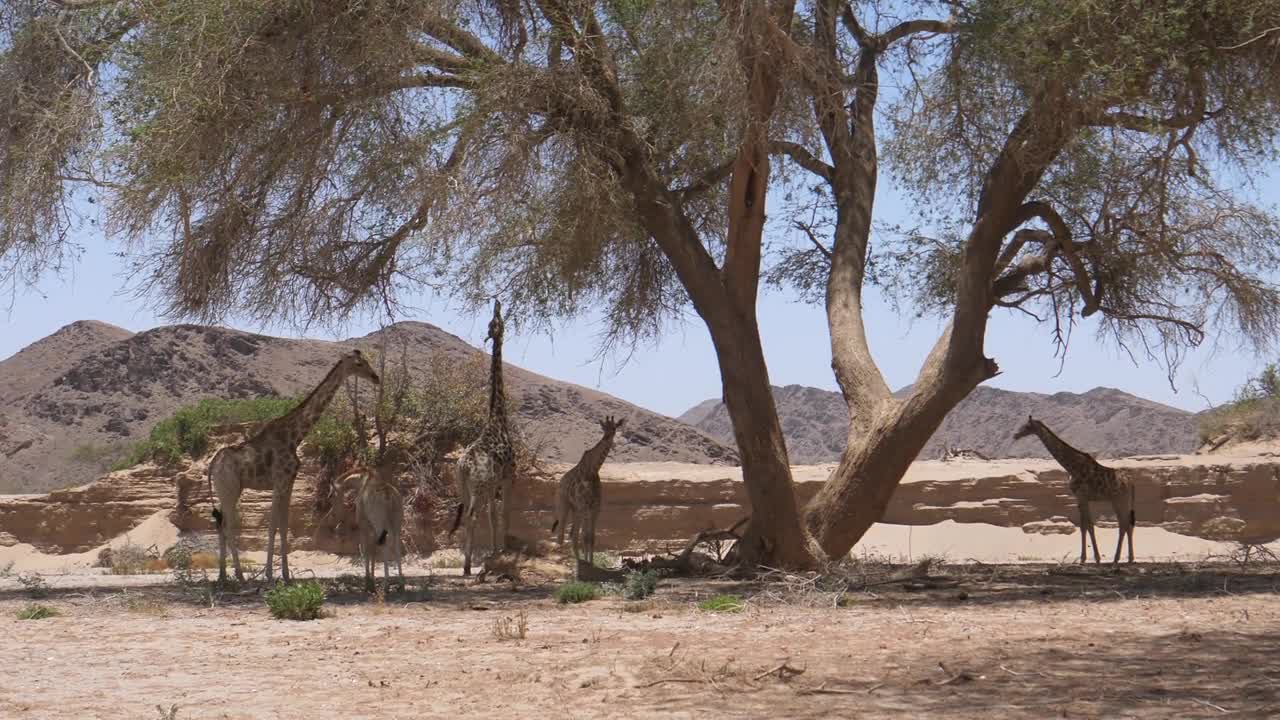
[2,563,1279,718]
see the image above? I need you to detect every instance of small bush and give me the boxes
[697,594,745,613]
[591,553,620,570]
[554,581,600,604]
[623,570,658,600]
[17,603,58,620]
[623,601,653,613]
[162,543,194,570]
[491,610,529,640]
[17,572,48,598]
[265,581,326,620]
[110,543,151,575]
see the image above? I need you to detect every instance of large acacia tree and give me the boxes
[2,0,1278,567]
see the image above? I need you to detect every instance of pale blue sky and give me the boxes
[3,172,1274,419]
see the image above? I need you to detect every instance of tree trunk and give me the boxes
[707,312,818,568]
[806,322,1001,559]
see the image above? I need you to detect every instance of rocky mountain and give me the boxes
[0,320,738,494]
[680,384,1199,464]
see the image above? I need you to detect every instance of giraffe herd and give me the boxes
[207,303,1139,590]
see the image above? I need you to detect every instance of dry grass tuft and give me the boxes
[492,610,529,641]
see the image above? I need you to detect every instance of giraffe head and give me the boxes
[1013,415,1038,440]
[340,349,381,385]
[485,300,505,345]
[600,415,625,439]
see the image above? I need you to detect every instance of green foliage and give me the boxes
[554,581,601,604]
[16,603,59,620]
[1198,362,1280,444]
[112,397,297,470]
[265,581,326,621]
[697,594,744,613]
[622,569,659,600]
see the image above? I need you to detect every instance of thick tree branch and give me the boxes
[676,159,736,197]
[769,141,833,181]
[880,19,955,46]
[1015,200,1100,315]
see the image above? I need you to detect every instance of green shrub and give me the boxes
[112,397,298,470]
[265,581,326,620]
[554,581,600,604]
[17,603,59,620]
[697,594,745,613]
[623,570,658,600]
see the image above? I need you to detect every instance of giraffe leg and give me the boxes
[585,506,597,566]
[488,494,500,559]
[217,512,228,584]
[277,484,293,583]
[382,531,391,597]
[265,494,278,584]
[1083,504,1101,565]
[498,469,513,554]
[220,497,245,583]
[1111,496,1126,566]
[395,524,404,590]
[1077,500,1090,565]
[570,510,582,563]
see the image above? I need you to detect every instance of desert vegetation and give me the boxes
[1199,361,1280,447]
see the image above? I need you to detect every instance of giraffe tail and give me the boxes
[377,529,388,546]
[550,519,559,533]
[211,508,223,528]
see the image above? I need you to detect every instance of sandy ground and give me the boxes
[3,562,1280,719]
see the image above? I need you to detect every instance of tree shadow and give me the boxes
[859,561,1280,609]
[849,627,1280,718]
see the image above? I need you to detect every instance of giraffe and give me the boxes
[449,300,515,576]
[551,416,625,566]
[1014,415,1136,565]
[349,463,404,595]
[208,349,380,583]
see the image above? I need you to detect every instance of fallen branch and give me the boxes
[754,661,806,682]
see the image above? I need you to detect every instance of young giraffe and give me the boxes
[449,300,515,576]
[551,416,625,566]
[348,463,404,595]
[208,349,380,583]
[1014,415,1136,565]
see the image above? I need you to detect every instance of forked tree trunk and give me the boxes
[805,346,999,557]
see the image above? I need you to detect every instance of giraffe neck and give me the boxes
[578,433,615,476]
[487,330,508,433]
[1032,421,1096,473]
[277,360,349,447]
